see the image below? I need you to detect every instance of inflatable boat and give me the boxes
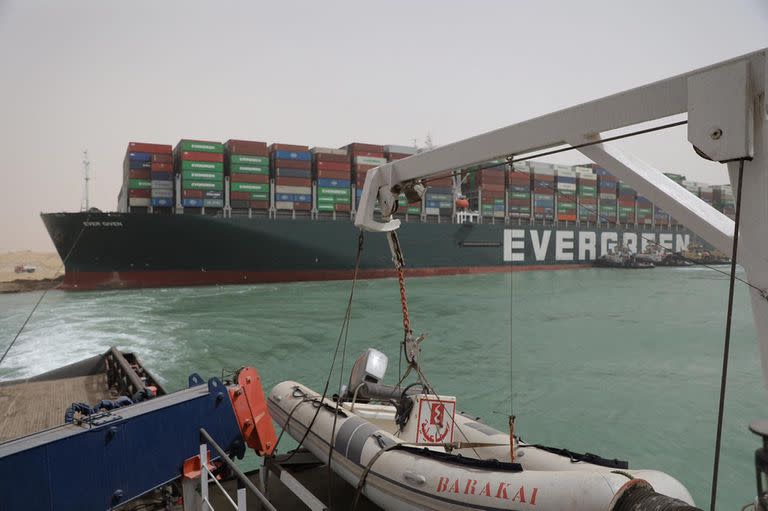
[268,349,696,510]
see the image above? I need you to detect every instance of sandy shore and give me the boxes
[0,252,64,293]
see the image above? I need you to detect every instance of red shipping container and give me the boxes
[128,189,151,198]
[335,204,351,212]
[558,214,577,221]
[152,153,173,163]
[273,159,311,170]
[316,161,351,172]
[128,142,172,154]
[249,200,269,209]
[343,142,385,153]
[226,139,268,156]
[231,191,251,200]
[276,177,312,187]
[293,202,311,211]
[269,143,309,152]
[508,198,531,206]
[317,169,352,180]
[151,162,172,172]
[128,169,150,180]
[315,152,349,163]
[183,190,204,198]
[181,151,224,163]
[482,184,505,193]
[354,164,378,172]
[387,152,414,161]
[231,173,269,184]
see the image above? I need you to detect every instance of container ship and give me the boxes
[41,140,733,290]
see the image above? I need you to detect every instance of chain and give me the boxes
[396,265,412,337]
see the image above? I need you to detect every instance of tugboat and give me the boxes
[636,245,693,267]
[680,243,731,265]
[594,244,655,269]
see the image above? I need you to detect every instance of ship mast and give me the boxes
[81,150,90,211]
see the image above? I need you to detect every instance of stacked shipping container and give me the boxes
[312,147,351,213]
[636,195,653,224]
[554,165,577,221]
[123,142,173,211]
[714,184,735,218]
[175,140,225,210]
[530,162,555,220]
[424,172,454,217]
[225,140,270,211]
[466,162,506,218]
[575,166,597,222]
[271,144,312,212]
[618,182,636,224]
[508,162,531,219]
[594,166,618,223]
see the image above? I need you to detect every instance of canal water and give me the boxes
[0,266,760,509]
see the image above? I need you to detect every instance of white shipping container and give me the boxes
[276,185,312,195]
[151,189,173,198]
[576,170,597,180]
[128,198,150,207]
[151,180,173,190]
[425,207,440,215]
[311,147,347,156]
[512,162,530,173]
[384,144,418,155]
[573,166,592,174]
[275,201,294,210]
[355,156,387,166]
[552,164,571,173]
[557,183,577,191]
[529,162,555,175]
[555,169,577,177]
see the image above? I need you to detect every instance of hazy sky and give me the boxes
[1,1,766,251]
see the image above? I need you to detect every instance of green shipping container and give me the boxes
[181,161,223,172]
[230,155,269,166]
[128,179,151,189]
[230,163,269,175]
[182,170,221,181]
[557,202,576,211]
[318,203,335,212]
[317,187,350,198]
[178,140,224,153]
[481,205,494,212]
[317,196,335,203]
[579,190,596,198]
[231,182,268,193]
[334,197,351,205]
[250,192,269,200]
[619,206,635,213]
[407,206,421,214]
[509,192,530,199]
[184,181,224,191]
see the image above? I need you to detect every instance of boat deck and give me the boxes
[0,373,109,442]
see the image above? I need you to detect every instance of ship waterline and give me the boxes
[42,212,691,290]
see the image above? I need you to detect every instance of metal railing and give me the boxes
[198,429,276,511]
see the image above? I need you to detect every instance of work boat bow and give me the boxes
[268,350,694,510]
[273,48,768,509]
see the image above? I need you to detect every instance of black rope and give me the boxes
[326,232,363,509]
[0,212,91,368]
[268,231,364,466]
[420,119,688,185]
[709,158,746,511]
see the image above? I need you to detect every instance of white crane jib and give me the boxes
[355,48,768,386]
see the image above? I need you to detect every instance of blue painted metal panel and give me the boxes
[272,150,311,161]
[0,377,243,511]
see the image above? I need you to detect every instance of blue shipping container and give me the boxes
[272,150,312,161]
[275,168,312,178]
[151,198,173,207]
[294,194,312,203]
[277,194,294,202]
[129,160,151,170]
[318,178,351,188]
[182,198,203,207]
[128,152,152,162]
[151,171,173,181]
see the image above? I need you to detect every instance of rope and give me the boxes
[709,158,746,511]
[0,212,91,368]
[268,232,364,466]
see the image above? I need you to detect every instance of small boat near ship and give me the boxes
[593,244,655,269]
[636,244,694,267]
